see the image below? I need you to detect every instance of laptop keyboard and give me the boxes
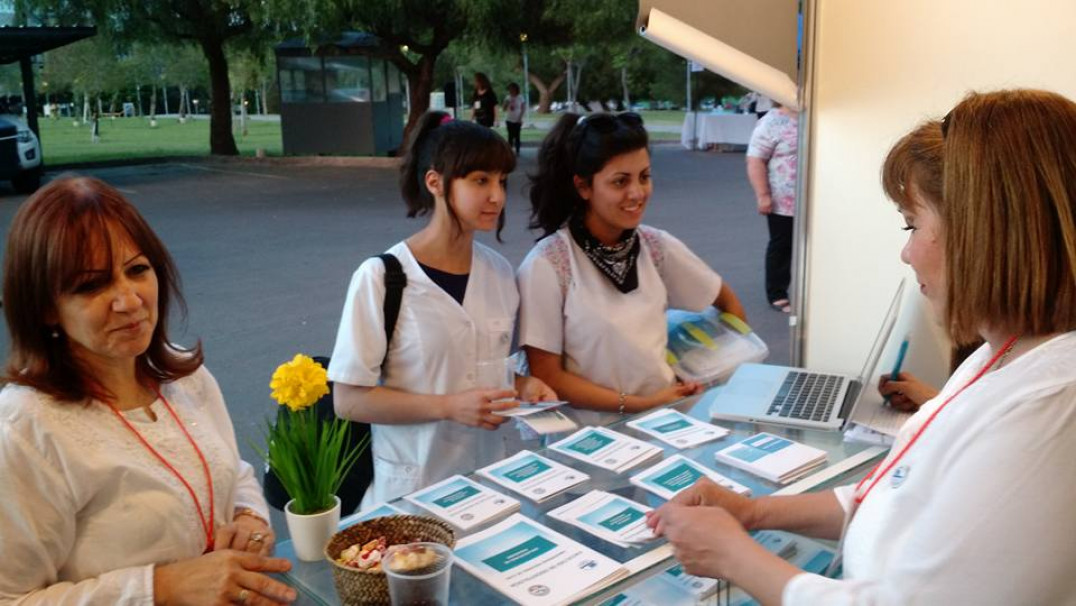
[767,372,843,422]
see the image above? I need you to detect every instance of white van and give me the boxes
[0,116,42,193]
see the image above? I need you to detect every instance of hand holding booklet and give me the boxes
[478,450,589,503]
[630,454,751,500]
[454,514,628,606]
[626,408,730,449]
[404,475,519,530]
[549,426,663,473]
[547,490,658,548]
[714,433,827,484]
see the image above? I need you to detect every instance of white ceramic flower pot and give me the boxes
[285,495,341,561]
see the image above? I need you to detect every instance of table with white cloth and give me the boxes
[681,112,759,150]
[275,395,885,605]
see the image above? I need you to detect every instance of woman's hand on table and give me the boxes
[641,381,702,410]
[647,477,757,528]
[442,389,516,430]
[215,513,275,556]
[515,375,557,403]
[647,503,756,579]
[153,550,296,606]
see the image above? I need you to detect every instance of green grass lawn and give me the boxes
[37,112,680,166]
[39,117,283,166]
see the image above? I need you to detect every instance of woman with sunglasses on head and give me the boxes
[519,112,747,427]
[328,112,555,510]
[0,177,296,605]
[646,89,1076,604]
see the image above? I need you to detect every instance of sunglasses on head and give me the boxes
[576,112,644,133]
[940,109,953,139]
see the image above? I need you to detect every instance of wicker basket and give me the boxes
[325,514,456,605]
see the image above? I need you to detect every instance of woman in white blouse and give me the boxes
[648,90,1076,604]
[0,177,295,605]
[518,112,746,427]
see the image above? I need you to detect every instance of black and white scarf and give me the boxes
[568,214,641,293]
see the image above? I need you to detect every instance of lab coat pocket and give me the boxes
[372,454,422,503]
[485,317,514,359]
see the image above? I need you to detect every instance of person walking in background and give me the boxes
[502,82,525,154]
[470,72,498,128]
[746,104,799,313]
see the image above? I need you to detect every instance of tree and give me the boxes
[41,35,121,128]
[17,0,258,155]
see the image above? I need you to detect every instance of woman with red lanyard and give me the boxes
[646,89,1076,604]
[0,177,296,605]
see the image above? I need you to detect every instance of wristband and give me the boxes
[617,392,627,415]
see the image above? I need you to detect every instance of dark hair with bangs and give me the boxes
[2,176,203,403]
[399,111,516,240]
[881,120,945,212]
[528,112,649,236]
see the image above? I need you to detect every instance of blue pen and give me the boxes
[884,338,910,403]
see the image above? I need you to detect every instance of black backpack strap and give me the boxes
[377,253,407,353]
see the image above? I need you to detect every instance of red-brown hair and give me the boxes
[2,176,203,402]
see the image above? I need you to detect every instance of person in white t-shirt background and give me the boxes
[328,112,555,510]
[518,111,747,428]
[502,82,525,155]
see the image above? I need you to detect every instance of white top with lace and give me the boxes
[0,365,268,605]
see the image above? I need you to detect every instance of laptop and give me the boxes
[705,281,905,431]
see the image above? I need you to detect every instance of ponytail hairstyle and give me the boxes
[399,110,517,240]
[528,112,649,237]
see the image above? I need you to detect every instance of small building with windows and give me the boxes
[275,32,405,156]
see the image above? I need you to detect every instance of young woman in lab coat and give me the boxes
[328,112,555,509]
[518,112,747,428]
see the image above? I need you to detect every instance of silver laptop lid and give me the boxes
[839,280,905,423]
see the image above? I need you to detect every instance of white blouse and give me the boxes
[784,332,1076,605]
[0,366,268,605]
[517,225,722,427]
[328,240,521,509]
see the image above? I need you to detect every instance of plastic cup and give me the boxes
[382,542,453,606]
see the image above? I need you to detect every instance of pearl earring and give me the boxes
[50,328,59,339]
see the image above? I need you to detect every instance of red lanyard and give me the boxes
[853,335,1018,506]
[108,390,216,552]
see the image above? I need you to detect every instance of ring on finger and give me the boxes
[237,588,250,604]
[250,532,265,543]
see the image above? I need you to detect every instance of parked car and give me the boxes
[0,116,42,193]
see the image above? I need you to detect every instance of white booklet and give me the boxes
[478,450,590,503]
[516,409,579,436]
[549,426,662,473]
[630,454,751,500]
[547,490,658,548]
[493,400,568,417]
[454,514,628,606]
[714,433,828,485]
[626,408,730,449]
[598,572,700,606]
[660,562,720,603]
[404,475,519,530]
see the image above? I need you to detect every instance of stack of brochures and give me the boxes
[404,475,519,531]
[630,454,751,500]
[626,408,730,449]
[714,433,828,485]
[454,514,629,606]
[547,490,658,548]
[515,408,578,436]
[478,450,590,503]
[549,426,663,473]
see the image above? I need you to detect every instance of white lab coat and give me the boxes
[328,241,519,509]
[517,225,722,427]
[784,332,1076,605]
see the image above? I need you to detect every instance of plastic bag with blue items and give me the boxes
[666,308,769,385]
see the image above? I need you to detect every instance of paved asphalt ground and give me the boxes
[0,145,791,533]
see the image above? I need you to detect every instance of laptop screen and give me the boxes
[856,280,906,386]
